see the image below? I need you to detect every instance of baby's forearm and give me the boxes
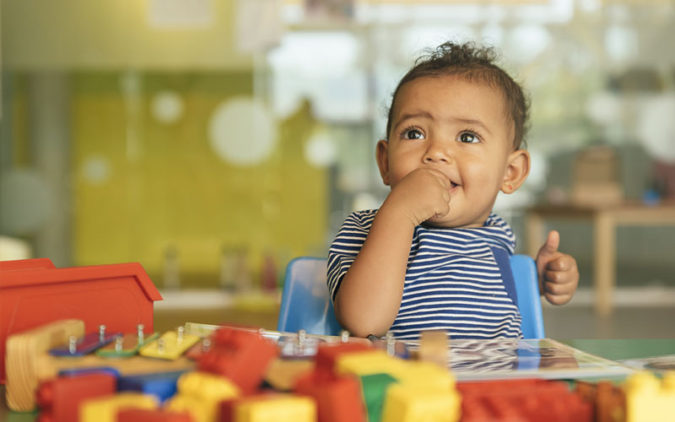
[334,203,415,337]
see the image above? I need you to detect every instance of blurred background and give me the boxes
[2,0,675,337]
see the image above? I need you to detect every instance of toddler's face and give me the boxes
[378,74,519,228]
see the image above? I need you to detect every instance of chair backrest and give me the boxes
[277,254,545,339]
[277,257,342,336]
[510,254,546,339]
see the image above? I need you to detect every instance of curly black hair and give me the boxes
[385,41,530,150]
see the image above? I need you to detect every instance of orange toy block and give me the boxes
[36,373,117,422]
[459,378,592,422]
[314,342,374,376]
[0,258,162,383]
[294,370,366,422]
[197,327,278,394]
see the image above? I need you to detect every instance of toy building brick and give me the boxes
[0,258,162,383]
[36,373,117,422]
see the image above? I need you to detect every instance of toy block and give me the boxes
[59,367,121,378]
[185,338,212,361]
[117,408,194,422]
[389,360,455,390]
[381,383,460,422]
[36,373,116,422]
[117,370,188,403]
[5,320,195,412]
[167,395,219,422]
[314,342,374,375]
[359,373,398,422]
[459,379,592,422]
[417,330,448,368]
[0,260,161,382]
[49,326,121,357]
[197,327,278,394]
[294,370,366,422]
[576,380,626,422]
[264,358,315,391]
[165,371,240,422]
[79,392,158,422]
[139,327,200,360]
[97,331,160,358]
[219,393,278,422]
[233,394,317,422]
[176,371,240,401]
[335,350,407,379]
[623,371,675,422]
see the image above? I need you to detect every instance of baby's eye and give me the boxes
[402,127,425,140]
[457,131,480,144]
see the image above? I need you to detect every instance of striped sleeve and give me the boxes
[326,210,377,302]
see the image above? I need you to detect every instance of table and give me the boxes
[564,338,675,362]
[2,338,674,420]
[525,202,675,316]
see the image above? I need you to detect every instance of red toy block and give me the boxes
[294,370,366,422]
[36,373,117,422]
[576,380,626,422]
[314,342,373,376]
[458,379,592,422]
[0,259,162,383]
[218,398,237,422]
[116,408,194,422]
[197,328,278,394]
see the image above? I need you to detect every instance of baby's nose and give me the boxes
[423,141,452,163]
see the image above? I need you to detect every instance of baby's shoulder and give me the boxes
[345,209,378,226]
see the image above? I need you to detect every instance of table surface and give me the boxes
[2,338,674,420]
[563,338,675,361]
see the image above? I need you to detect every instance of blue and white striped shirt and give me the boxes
[327,209,522,341]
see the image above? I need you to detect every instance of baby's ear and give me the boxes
[501,149,530,194]
[375,140,391,186]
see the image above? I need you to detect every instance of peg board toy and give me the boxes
[0,258,162,383]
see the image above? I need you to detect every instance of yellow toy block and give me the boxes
[392,360,455,390]
[336,350,407,378]
[166,395,216,422]
[165,371,240,422]
[337,350,454,391]
[624,371,675,422]
[380,383,461,422]
[176,371,240,400]
[235,394,316,422]
[79,392,158,422]
[139,328,200,360]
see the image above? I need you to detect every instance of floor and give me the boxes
[543,289,675,339]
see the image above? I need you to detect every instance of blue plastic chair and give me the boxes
[277,254,545,339]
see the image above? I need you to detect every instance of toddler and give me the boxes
[327,41,579,340]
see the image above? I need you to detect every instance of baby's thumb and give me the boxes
[539,230,560,258]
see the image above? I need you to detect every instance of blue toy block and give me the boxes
[117,370,188,403]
